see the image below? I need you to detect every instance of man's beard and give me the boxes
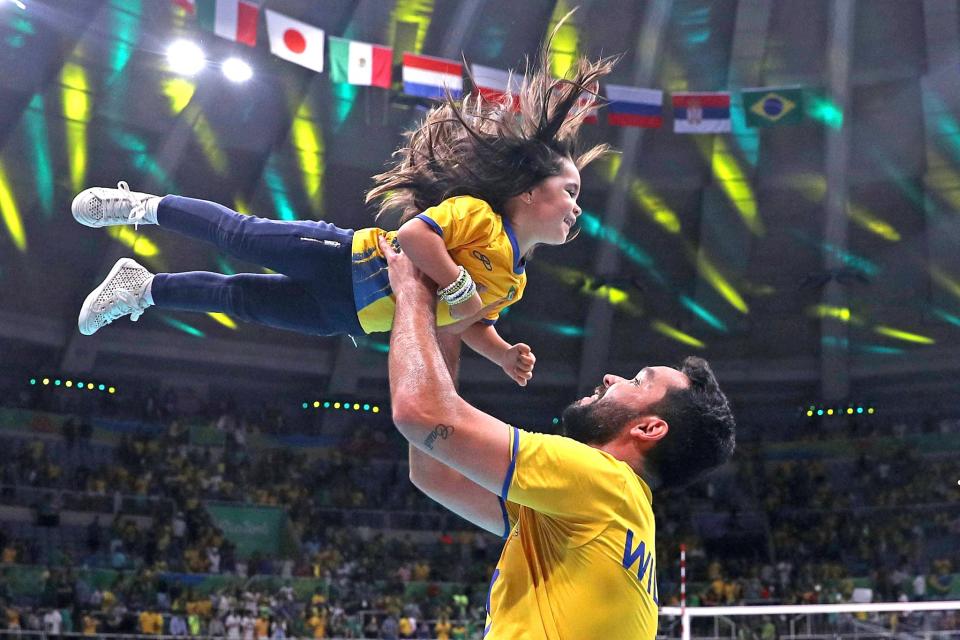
[561,397,637,445]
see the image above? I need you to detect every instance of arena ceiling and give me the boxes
[3,0,960,422]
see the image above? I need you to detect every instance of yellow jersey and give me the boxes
[350,196,527,334]
[485,428,659,640]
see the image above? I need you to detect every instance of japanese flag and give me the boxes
[265,9,324,73]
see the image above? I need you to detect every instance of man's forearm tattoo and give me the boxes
[424,423,455,450]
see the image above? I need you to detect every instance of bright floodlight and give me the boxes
[222,57,253,83]
[166,40,205,76]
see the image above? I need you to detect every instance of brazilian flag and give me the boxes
[742,87,803,127]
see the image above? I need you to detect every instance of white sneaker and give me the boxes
[72,181,158,229]
[79,258,154,336]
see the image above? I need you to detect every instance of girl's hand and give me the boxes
[448,291,484,320]
[500,343,536,387]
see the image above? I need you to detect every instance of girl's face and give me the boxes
[523,157,582,245]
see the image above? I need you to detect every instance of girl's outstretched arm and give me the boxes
[396,218,484,319]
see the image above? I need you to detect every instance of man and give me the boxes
[378,238,736,639]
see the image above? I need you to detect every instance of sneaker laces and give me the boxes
[117,180,148,230]
[98,287,150,324]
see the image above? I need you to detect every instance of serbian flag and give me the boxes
[672,92,730,133]
[197,0,257,47]
[606,85,663,128]
[402,53,463,100]
[470,64,519,109]
[265,10,324,73]
[329,37,392,88]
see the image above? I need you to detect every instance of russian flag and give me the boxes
[470,64,519,109]
[606,85,663,128]
[672,92,730,133]
[402,53,463,100]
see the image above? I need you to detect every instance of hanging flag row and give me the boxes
[173,2,806,133]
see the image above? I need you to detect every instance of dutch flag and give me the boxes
[402,53,463,100]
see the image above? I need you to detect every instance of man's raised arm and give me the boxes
[380,237,514,498]
[406,332,511,537]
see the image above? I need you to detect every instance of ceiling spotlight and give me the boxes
[222,57,253,83]
[8,0,27,9]
[166,39,206,76]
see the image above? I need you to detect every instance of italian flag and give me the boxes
[329,36,392,88]
[197,0,258,48]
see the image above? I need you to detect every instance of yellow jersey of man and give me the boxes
[484,428,660,639]
[351,196,527,333]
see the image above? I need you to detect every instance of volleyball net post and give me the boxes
[659,600,960,640]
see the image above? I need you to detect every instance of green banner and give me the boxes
[205,503,296,559]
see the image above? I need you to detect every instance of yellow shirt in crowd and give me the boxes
[82,614,98,636]
[434,619,452,640]
[484,429,660,640]
[350,196,527,333]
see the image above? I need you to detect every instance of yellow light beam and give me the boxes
[62,62,90,193]
[233,196,251,215]
[931,266,960,301]
[874,325,935,344]
[694,250,749,314]
[807,304,862,324]
[545,0,579,77]
[161,77,196,116]
[536,263,643,315]
[925,147,960,211]
[207,312,237,329]
[697,136,764,236]
[192,112,228,176]
[106,227,165,272]
[630,180,681,233]
[0,159,26,252]
[651,320,705,348]
[787,173,901,241]
[846,203,901,242]
[390,0,434,54]
[291,101,324,213]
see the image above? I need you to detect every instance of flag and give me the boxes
[672,92,730,133]
[576,93,599,124]
[265,10,324,73]
[172,0,196,15]
[329,37,392,88]
[742,87,803,126]
[470,64,519,108]
[196,0,257,47]
[605,85,663,128]
[402,53,463,100]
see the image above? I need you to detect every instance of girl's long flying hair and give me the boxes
[366,23,617,223]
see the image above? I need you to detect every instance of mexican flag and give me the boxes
[329,36,392,88]
[197,0,258,48]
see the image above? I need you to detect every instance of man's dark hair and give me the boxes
[646,356,736,489]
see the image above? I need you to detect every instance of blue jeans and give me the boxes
[151,196,363,336]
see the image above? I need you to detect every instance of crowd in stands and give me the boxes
[0,385,958,637]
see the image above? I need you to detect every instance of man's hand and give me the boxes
[378,235,434,302]
[501,343,536,386]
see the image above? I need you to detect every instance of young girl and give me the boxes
[72,51,614,387]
